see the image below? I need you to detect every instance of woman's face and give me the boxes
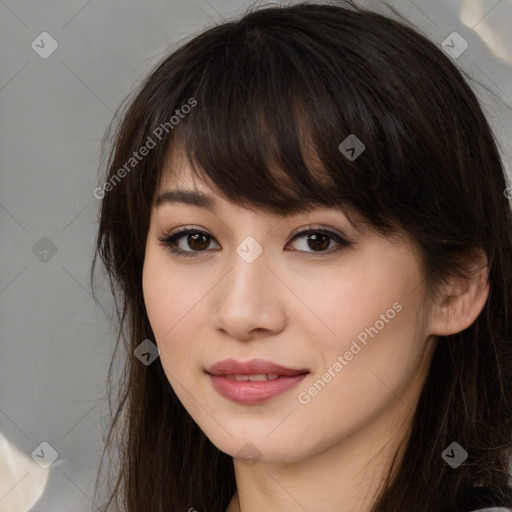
[142,152,438,464]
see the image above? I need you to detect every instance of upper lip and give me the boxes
[206,358,309,376]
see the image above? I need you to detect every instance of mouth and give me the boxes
[206,373,309,404]
[206,358,310,378]
[219,373,290,381]
[205,359,310,404]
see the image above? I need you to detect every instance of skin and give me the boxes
[142,149,490,512]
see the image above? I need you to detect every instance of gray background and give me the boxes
[1,0,511,510]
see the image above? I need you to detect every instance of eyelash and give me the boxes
[156,227,352,258]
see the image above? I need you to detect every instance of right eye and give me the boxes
[157,228,220,258]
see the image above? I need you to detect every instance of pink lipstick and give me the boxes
[206,358,309,404]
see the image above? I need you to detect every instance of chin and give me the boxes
[205,430,308,465]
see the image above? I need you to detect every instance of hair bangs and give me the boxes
[161,17,400,235]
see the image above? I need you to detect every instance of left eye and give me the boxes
[157,228,351,258]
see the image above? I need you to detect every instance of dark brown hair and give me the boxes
[91,2,512,511]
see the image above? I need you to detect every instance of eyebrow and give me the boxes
[155,189,216,210]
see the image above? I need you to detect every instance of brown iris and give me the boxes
[187,232,210,251]
[306,233,330,251]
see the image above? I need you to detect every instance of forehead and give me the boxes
[157,146,221,195]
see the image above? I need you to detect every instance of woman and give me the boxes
[91,2,512,511]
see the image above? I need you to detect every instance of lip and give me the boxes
[206,358,309,377]
[208,373,308,404]
[205,358,309,404]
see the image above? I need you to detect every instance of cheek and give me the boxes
[142,252,185,356]
[291,299,426,455]
[142,252,213,378]
[294,254,426,401]
[143,249,196,336]
[289,256,413,354]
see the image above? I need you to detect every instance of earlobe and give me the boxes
[428,249,490,337]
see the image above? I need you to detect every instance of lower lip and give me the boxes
[208,373,308,404]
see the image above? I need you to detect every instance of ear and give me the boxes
[428,248,490,337]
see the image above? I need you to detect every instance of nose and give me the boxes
[212,247,287,342]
